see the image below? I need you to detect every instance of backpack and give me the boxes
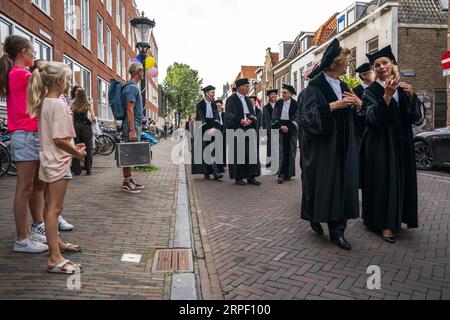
[108,80,132,121]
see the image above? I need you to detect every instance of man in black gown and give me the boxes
[263,89,278,170]
[272,84,299,184]
[225,79,262,186]
[299,39,360,250]
[191,85,224,181]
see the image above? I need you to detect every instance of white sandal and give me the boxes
[47,259,83,274]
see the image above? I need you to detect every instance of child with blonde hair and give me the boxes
[28,61,86,274]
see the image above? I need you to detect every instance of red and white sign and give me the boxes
[441,51,450,69]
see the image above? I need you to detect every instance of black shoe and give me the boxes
[86,171,92,176]
[213,173,223,181]
[247,178,261,186]
[310,222,324,236]
[331,236,352,251]
[235,179,246,185]
[277,178,284,184]
[382,230,396,244]
[204,174,211,180]
[284,177,291,182]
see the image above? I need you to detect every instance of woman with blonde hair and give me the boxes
[71,88,97,176]
[361,46,423,243]
[28,61,86,274]
[299,39,361,251]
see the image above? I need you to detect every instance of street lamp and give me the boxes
[131,12,156,122]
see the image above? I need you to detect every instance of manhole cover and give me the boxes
[152,249,193,273]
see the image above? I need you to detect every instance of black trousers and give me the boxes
[328,221,347,239]
[279,132,291,178]
[72,122,93,175]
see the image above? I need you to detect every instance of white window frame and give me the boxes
[116,39,121,76]
[63,55,92,100]
[115,0,120,28]
[97,14,104,62]
[81,0,90,49]
[106,0,112,16]
[32,0,51,16]
[97,77,114,122]
[121,46,126,79]
[347,8,356,26]
[121,2,126,37]
[106,26,112,69]
[64,0,77,38]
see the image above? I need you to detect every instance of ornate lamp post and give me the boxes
[131,12,156,121]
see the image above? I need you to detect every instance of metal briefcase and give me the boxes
[116,142,152,168]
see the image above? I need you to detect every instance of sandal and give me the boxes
[47,259,83,274]
[61,243,82,253]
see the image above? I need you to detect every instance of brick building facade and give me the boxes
[0,0,160,125]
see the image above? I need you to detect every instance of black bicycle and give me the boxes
[0,142,11,177]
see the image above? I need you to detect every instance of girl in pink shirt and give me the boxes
[28,61,86,274]
[0,35,47,253]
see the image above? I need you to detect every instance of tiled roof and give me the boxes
[312,13,339,46]
[234,66,260,82]
[363,0,447,25]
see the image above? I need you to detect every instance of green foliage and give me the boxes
[163,63,202,124]
[132,165,160,172]
[340,74,363,90]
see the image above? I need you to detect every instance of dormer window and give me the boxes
[347,8,356,26]
[337,15,345,33]
[301,37,308,52]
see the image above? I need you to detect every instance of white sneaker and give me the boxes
[58,215,74,231]
[31,222,47,244]
[14,238,48,253]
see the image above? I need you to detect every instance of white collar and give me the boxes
[236,92,246,99]
[325,74,340,84]
[283,99,291,105]
[204,98,212,104]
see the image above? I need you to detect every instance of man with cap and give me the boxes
[215,99,227,167]
[299,38,360,250]
[192,85,224,181]
[272,84,299,184]
[224,78,261,186]
[249,96,263,130]
[263,89,278,169]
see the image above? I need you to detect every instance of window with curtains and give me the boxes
[63,55,92,101]
[81,0,90,49]
[64,0,77,38]
[106,26,112,68]
[97,14,104,61]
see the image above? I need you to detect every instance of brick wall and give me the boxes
[0,0,159,122]
[398,26,447,129]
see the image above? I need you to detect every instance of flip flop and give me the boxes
[61,243,82,253]
[47,259,83,274]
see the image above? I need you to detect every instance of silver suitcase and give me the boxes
[116,142,152,168]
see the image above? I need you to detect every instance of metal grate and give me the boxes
[152,249,193,273]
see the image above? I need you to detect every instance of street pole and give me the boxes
[139,51,147,122]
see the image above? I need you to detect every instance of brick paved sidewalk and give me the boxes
[189,149,450,300]
[0,140,179,300]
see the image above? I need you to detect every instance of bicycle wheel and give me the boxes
[0,144,11,177]
[98,135,116,156]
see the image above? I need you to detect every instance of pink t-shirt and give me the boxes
[38,98,77,183]
[6,66,38,133]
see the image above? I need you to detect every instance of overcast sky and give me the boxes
[135,0,368,96]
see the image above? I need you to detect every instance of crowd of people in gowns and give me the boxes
[189,38,423,251]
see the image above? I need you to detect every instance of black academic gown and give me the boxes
[263,102,275,167]
[361,82,423,232]
[255,106,263,130]
[191,100,224,175]
[225,93,261,180]
[218,110,227,166]
[352,84,367,151]
[272,99,299,179]
[299,73,360,224]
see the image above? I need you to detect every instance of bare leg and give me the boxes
[44,180,69,268]
[14,162,39,241]
[29,163,44,225]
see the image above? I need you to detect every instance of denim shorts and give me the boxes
[10,131,40,162]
